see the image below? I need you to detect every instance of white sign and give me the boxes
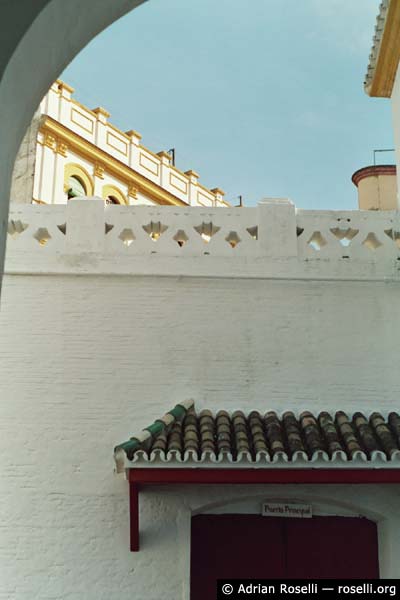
[262,502,312,518]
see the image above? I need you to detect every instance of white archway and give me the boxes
[0,0,146,289]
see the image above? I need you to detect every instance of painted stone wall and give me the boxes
[2,200,400,597]
[9,107,41,204]
[1,273,400,598]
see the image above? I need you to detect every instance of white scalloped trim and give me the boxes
[115,447,400,472]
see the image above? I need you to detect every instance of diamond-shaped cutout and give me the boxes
[247,226,258,240]
[330,227,359,247]
[7,220,28,239]
[33,227,51,246]
[105,223,114,234]
[173,229,189,247]
[119,228,135,247]
[57,223,66,235]
[362,232,382,251]
[225,231,241,248]
[194,222,220,243]
[143,221,168,241]
[385,229,400,249]
[307,231,327,251]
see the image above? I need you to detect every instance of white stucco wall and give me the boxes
[1,272,400,597]
[2,200,400,597]
[9,108,42,204]
[391,63,400,206]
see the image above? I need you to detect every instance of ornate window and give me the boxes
[67,175,86,199]
[64,163,94,199]
[102,184,128,205]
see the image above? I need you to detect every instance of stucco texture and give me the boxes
[1,273,400,596]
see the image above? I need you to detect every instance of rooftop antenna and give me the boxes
[168,148,176,166]
[373,148,395,165]
[236,195,243,207]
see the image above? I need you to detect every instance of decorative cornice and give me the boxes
[365,0,400,97]
[56,141,68,157]
[157,150,172,160]
[93,106,111,119]
[40,117,188,207]
[185,170,200,179]
[43,133,57,151]
[211,187,225,196]
[56,79,75,94]
[351,164,396,187]
[125,129,142,140]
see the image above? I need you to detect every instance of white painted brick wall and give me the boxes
[2,201,400,597]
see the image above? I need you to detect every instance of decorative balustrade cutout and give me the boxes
[308,231,327,252]
[330,227,359,247]
[225,231,241,248]
[362,232,382,251]
[7,220,28,239]
[385,229,400,248]
[33,227,51,246]
[6,202,400,268]
[143,221,168,241]
[194,222,221,243]
[119,228,135,247]
[173,230,189,247]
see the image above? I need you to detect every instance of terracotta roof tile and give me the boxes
[114,402,400,471]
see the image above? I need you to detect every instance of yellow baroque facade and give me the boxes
[25,80,229,208]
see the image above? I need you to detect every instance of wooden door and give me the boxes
[286,516,379,578]
[190,514,379,600]
[191,515,285,599]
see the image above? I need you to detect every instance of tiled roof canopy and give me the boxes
[114,401,400,471]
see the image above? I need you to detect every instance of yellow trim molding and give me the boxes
[128,184,138,199]
[71,107,95,134]
[44,133,57,150]
[185,170,200,179]
[42,117,186,206]
[169,172,188,194]
[367,1,400,97]
[139,152,160,176]
[102,184,128,205]
[106,131,128,156]
[56,80,75,94]
[64,162,94,196]
[56,141,68,157]
[94,162,105,179]
[211,187,225,196]
[93,106,111,119]
[157,150,172,160]
[125,129,142,140]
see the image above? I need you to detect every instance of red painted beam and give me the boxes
[129,483,139,552]
[128,468,400,485]
[127,468,400,551]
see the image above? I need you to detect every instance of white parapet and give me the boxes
[5,199,400,280]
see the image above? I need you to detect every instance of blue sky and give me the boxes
[62,0,393,209]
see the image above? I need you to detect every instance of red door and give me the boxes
[190,514,379,600]
[286,516,379,578]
